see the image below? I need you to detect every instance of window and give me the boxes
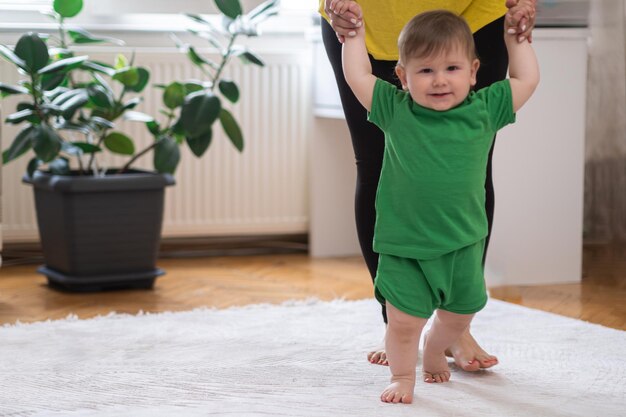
[88,0,317,16]
[0,0,50,11]
[0,0,317,15]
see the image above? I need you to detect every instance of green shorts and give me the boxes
[374,240,488,318]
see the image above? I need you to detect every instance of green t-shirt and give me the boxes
[368,78,515,259]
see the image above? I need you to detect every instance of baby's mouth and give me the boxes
[429,92,451,98]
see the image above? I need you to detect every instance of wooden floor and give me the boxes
[0,243,624,330]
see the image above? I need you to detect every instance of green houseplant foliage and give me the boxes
[1,0,280,176]
[0,0,279,291]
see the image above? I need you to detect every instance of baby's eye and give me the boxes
[447,65,460,71]
[419,68,433,74]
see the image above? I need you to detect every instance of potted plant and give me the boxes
[0,0,279,291]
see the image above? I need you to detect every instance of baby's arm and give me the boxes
[341,2,376,111]
[505,18,540,112]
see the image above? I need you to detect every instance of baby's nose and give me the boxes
[433,72,447,85]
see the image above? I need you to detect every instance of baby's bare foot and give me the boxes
[380,378,415,403]
[422,332,451,383]
[445,329,498,371]
[367,340,389,366]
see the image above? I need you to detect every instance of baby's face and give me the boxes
[396,47,479,111]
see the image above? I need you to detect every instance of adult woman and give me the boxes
[319,0,536,369]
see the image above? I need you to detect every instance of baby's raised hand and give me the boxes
[325,0,363,42]
[505,0,536,43]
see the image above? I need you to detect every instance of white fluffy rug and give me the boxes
[1,298,624,417]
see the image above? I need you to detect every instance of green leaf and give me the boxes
[90,116,115,130]
[38,55,88,74]
[146,120,160,135]
[114,54,129,70]
[247,0,280,21]
[172,118,185,136]
[180,91,221,138]
[69,142,101,154]
[231,21,258,37]
[26,157,42,178]
[5,109,37,124]
[88,84,114,109]
[92,72,113,92]
[0,44,27,71]
[184,13,213,26]
[67,28,124,45]
[113,67,139,87]
[82,60,116,76]
[2,125,35,164]
[58,90,89,120]
[44,87,68,101]
[17,102,35,112]
[163,82,185,109]
[184,82,205,95]
[169,32,187,52]
[122,97,142,111]
[40,103,64,116]
[53,0,83,18]
[104,132,135,155]
[0,82,29,97]
[154,136,180,174]
[187,29,223,51]
[51,88,80,105]
[218,80,239,103]
[14,33,49,73]
[126,67,149,92]
[57,121,90,134]
[48,157,71,175]
[234,49,264,67]
[123,111,154,123]
[19,80,33,89]
[61,141,82,155]
[41,72,67,91]
[187,46,217,69]
[185,128,212,157]
[48,47,73,60]
[219,108,244,152]
[32,124,63,163]
[215,0,243,19]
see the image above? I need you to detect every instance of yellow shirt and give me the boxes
[319,1,507,60]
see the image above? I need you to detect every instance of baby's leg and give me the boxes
[381,302,428,404]
[422,310,474,383]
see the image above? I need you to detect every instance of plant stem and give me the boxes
[58,17,67,49]
[210,34,237,91]
[118,142,158,174]
[77,153,85,173]
[87,129,108,173]
[30,73,47,122]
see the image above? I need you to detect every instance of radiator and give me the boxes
[0,47,311,242]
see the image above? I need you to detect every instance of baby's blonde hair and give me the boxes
[397,10,477,66]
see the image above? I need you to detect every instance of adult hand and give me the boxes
[324,0,362,43]
[505,0,537,43]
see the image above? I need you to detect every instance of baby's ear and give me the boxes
[395,65,407,89]
[470,58,480,86]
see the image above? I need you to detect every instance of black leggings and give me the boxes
[321,16,509,323]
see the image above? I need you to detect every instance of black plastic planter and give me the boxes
[23,169,175,292]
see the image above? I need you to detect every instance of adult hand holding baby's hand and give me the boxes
[325,0,363,43]
[505,0,537,43]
